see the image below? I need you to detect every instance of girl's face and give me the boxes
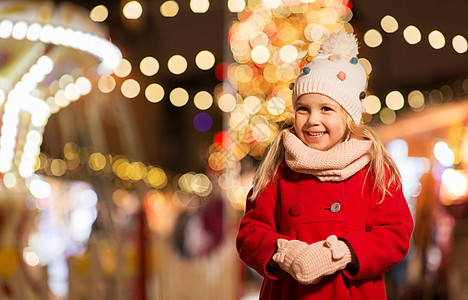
[294,93,348,151]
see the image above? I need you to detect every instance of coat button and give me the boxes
[330,203,341,213]
[290,203,304,216]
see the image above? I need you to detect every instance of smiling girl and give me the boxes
[236,31,413,299]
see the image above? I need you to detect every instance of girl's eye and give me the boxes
[322,106,333,111]
[297,106,308,111]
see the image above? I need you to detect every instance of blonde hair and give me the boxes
[250,114,401,202]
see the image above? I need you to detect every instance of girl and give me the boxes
[236,31,413,299]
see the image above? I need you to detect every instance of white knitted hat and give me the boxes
[291,31,368,124]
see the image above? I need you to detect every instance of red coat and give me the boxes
[236,163,413,299]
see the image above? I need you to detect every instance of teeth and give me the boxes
[307,132,324,137]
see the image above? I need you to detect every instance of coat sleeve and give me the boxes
[236,180,291,279]
[341,180,414,280]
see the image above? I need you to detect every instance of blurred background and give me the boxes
[0,0,466,299]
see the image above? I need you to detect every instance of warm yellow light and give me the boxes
[279,45,298,63]
[218,94,236,112]
[3,172,16,189]
[363,95,381,114]
[51,159,67,176]
[121,79,140,98]
[55,90,70,107]
[408,90,425,110]
[227,0,245,12]
[123,1,143,19]
[98,76,116,93]
[64,142,80,160]
[89,152,106,171]
[251,45,270,64]
[114,59,132,77]
[304,24,328,42]
[379,108,396,124]
[195,50,215,70]
[358,58,372,74]
[252,123,271,142]
[65,84,80,101]
[90,5,109,22]
[243,96,261,114]
[145,83,164,103]
[140,56,159,76]
[229,109,249,131]
[76,77,92,95]
[194,91,213,110]
[452,35,468,54]
[380,15,398,33]
[267,97,285,115]
[169,87,189,107]
[262,0,281,9]
[363,29,383,48]
[160,1,179,17]
[59,74,74,89]
[190,0,209,13]
[168,55,187,75]
[403,25,421,45]
[385,91,404,110]
[428,30,445,49]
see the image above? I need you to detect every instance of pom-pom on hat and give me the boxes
[291,31,368,124]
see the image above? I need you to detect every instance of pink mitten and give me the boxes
[272,235,354,285]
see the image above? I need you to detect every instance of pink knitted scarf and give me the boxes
[283,130,372,181]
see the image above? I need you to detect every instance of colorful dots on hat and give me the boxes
[289,82,295,90]
[366,73,370,80]
[337,71,346,81]
[350,57,358,64]
[306,56,313,62]
[302,67,311,74]
[359,91,367,100]
[328,55,337,61]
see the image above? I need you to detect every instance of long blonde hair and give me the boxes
[250,115,401,202]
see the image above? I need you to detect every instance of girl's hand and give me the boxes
[272,236,354,284]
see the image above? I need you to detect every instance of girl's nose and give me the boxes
[306,111,320,125]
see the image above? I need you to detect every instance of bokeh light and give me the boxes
[385,91,405,110]
[195,50,215,70]
[251,45,270,64]
[193,113,213,132]
[403,25,421,45]
[160,1,179,17]
[90,5,109,22]
[121,79,141,98]
[358,58,372,74]
[98,76,116,93]
[123,1,143,19]
[194,91,213,110]
[452,35,468,53]
[428,30,445,49]
[379,107,396,124]
[114,59,132,78]
[380,15,398,33]
[408,90,425,111]
[243,96,261,114]
[76,77,92,95]
[217,94,236,112]
[363,95,381,114]
[364,29,383,48]
[228,0,245,12]
[170,87,189,107]
[140,56,159,76]
[168,55,187,74]
[190,0,209,13]
[145,84,165,103]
